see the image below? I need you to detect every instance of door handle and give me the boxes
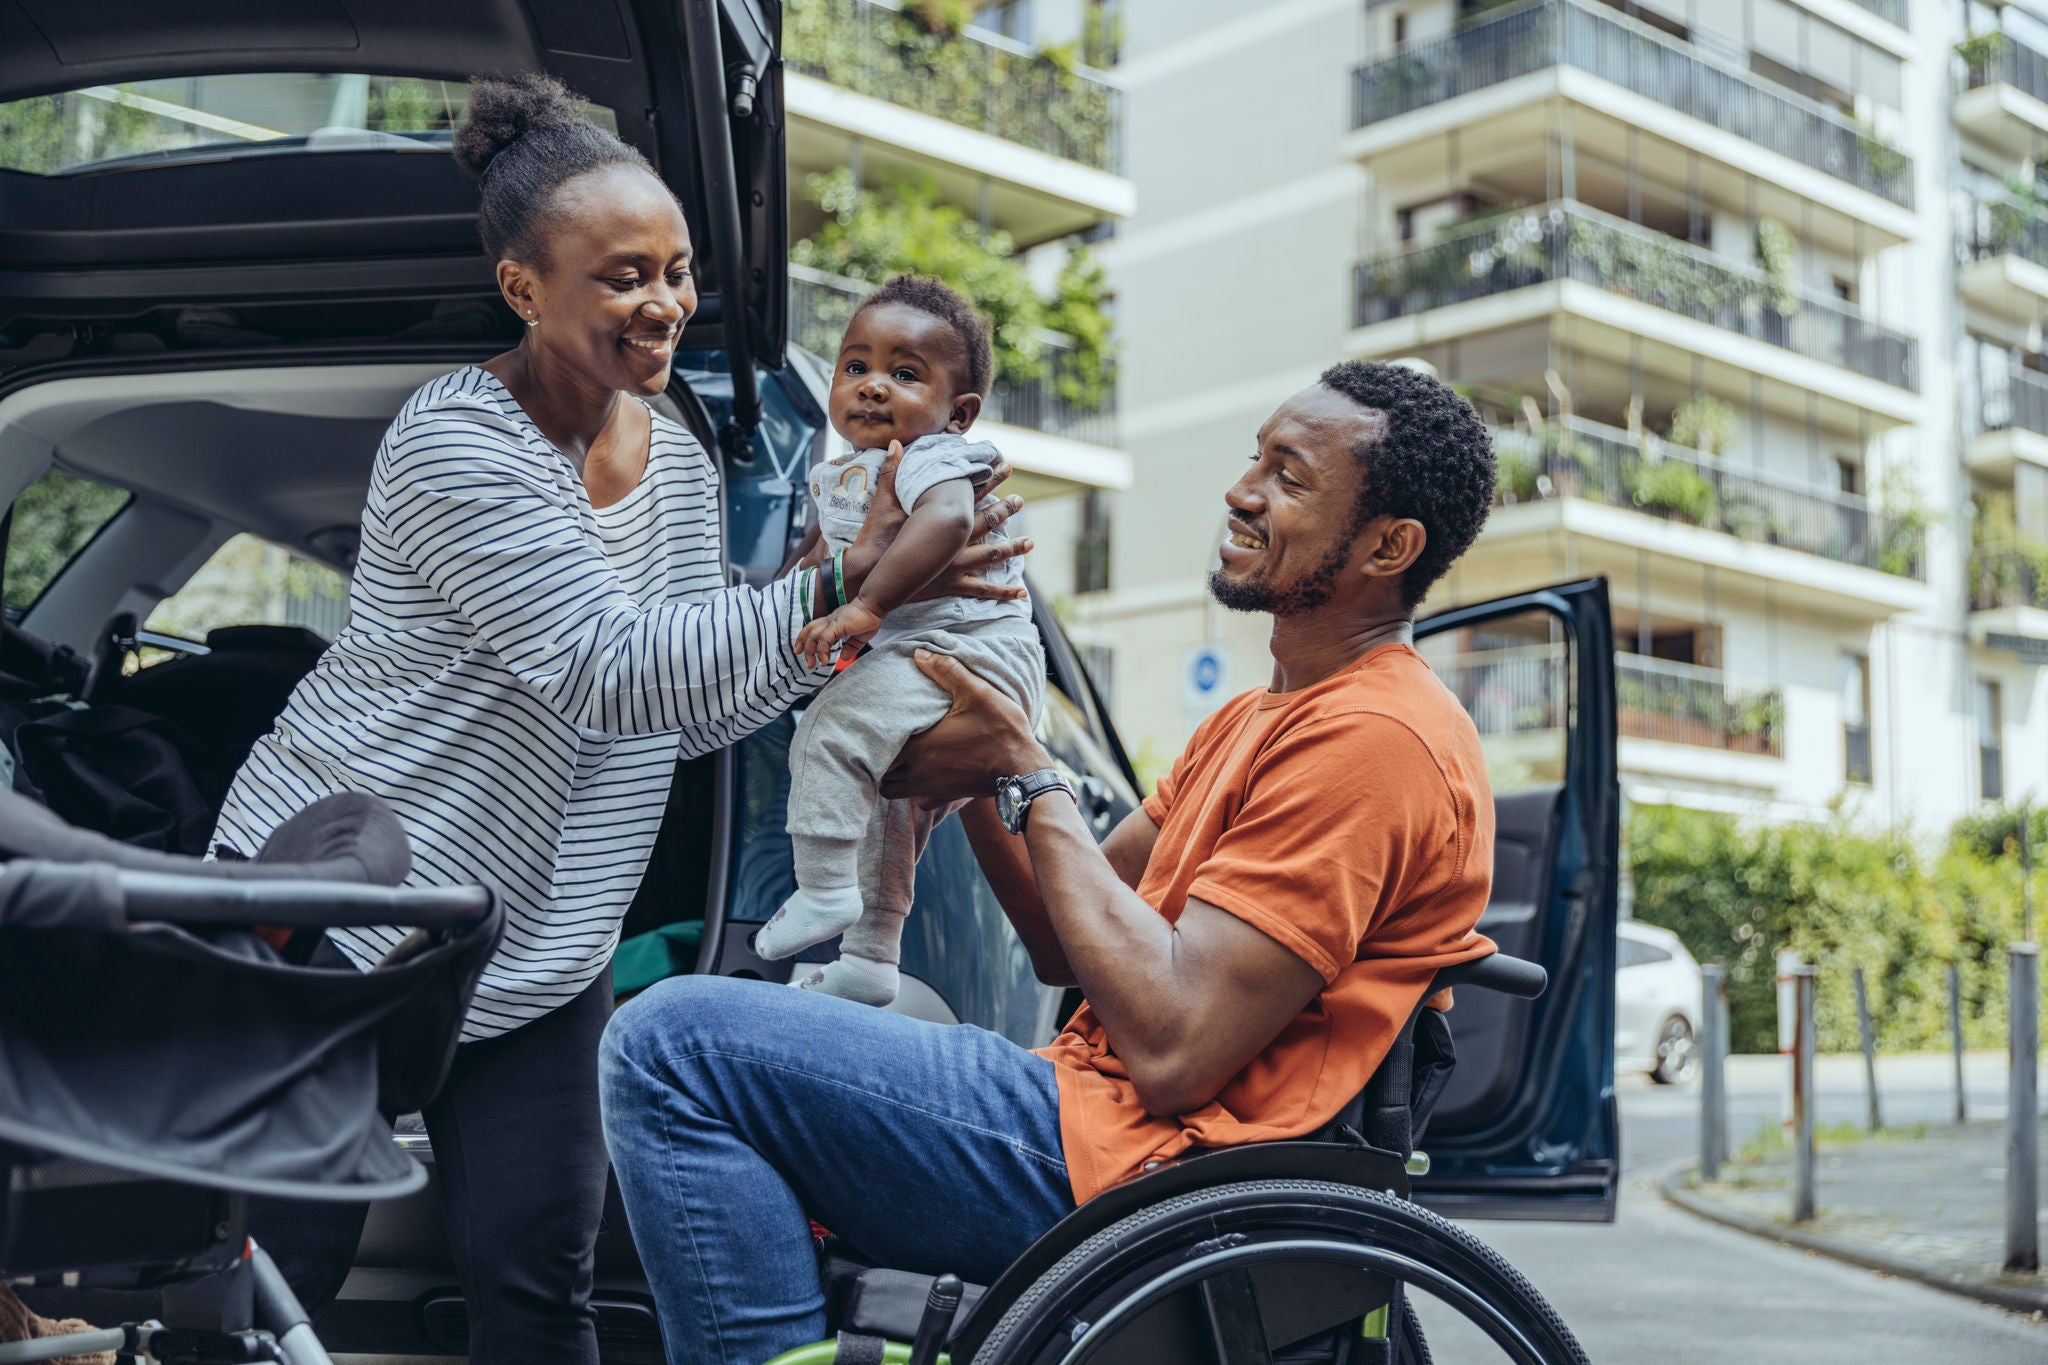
[1078,775,1115,824]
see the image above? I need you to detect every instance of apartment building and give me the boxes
[1088,0,2048,836]
[780,0,1135,561]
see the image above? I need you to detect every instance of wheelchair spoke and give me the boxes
[1055,1239,1548,1365]
[1196,1267,1273,1365]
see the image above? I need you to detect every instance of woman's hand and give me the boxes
[880,649,1050,808]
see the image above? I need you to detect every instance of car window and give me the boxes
[0,75,617,177]
[1416,608,1567,796]
[1616,938,1670,969]
[144,533,350,645]
[3,468,131,616]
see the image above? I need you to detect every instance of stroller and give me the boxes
[0,788,503,1364]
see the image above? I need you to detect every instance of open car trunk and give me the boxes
[0,0,788,445]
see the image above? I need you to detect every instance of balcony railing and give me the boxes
[1979,363,2048,440]
[785,0,1120,171]
[789,264,1118,448]
[1354,202,1919,391]
[1960,34,2048,105]
[1958,197,2048,271]
[1432,643,1783,755]
[1351,0,1913,207]
[1970,549,2048,611]
[1845,0,1905,25]
[1619,656,1784,757]
[1492,417,1922,577]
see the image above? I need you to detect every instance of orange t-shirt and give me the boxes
[1035,643,1495,1204]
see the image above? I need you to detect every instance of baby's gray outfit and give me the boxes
[788,432,1044,962]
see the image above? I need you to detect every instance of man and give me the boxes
[599,359,1500,1365]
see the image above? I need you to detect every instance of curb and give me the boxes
[1654,1159,2048,1317]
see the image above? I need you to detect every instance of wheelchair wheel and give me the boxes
[970,1180,1584,1365]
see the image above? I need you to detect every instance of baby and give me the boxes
[753,274,1044,1004]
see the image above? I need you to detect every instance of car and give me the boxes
[1616,919,1703,1085]
[0,2,1620,1355]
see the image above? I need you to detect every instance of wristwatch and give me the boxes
[995,768,1076,836]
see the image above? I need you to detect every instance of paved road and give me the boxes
[1415,1054,2048,1361]
[345,1055,2046,1362]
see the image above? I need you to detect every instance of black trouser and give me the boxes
[250,952,614,1365]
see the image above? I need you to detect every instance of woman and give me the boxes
[218,74,1027,1362]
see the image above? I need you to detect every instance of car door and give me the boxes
[1409,577,1620,1222]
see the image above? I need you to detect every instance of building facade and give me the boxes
[1084,0,2048,837]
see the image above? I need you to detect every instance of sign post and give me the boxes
[1181,643,1231,719]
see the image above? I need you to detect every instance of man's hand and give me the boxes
[796,599,884,669]
[881,648,1047,806]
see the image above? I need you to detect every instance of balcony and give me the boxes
[784,0,1133,246]
[789,264,1129,500]
[1844,0,1905,25]
[1352,203,1918,395]
[1956,35,2048,161]
[1349,0,1913,211]
[1957,197,2048,324]
[1969,549,2048,663]
[1966,365,2048,480]
[1493,418,1918,578]
[1433,643,1783,757]
[1971,550,2048,613]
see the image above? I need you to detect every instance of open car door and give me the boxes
[1409,577,1620,1222]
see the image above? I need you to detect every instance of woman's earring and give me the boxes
[525,313,540,328]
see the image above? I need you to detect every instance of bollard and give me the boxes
[2007,941,2040,1273]
[1700,963,1727,1181]
[1777,948,1801,1137]
[1854,966,1881,1135]
[1791,966,1818,1224]
[1950,960,1967,1125]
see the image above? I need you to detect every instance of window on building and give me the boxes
[1978,679,2005,802]
[1835,457,1862,496]
[1842,653,1872,785]
[1075,490,1112,594]
[3,468,132,616]
[144,533,350,647]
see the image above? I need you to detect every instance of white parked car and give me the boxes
[1616,920,1703,1084]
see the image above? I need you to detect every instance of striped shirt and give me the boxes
[213,366,829,1040]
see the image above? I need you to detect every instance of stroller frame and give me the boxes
[0,792,502,1365]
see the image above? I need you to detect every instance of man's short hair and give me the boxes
[1318,360,1496,612]
[851,273,994,396]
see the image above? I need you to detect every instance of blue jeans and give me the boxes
[599,974,1076,1365]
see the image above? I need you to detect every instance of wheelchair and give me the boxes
[778,951,1586,1365]
[0,789,503,1365]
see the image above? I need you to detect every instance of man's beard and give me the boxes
[1207,502,1369,617]
[1207,540,1351,616]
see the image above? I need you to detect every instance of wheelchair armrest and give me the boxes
[1431,951,1546,1000]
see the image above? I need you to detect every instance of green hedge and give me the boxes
[1628,804,2030,1054]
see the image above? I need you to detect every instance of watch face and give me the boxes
[996,781,1022,831]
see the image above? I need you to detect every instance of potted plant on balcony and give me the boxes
[1754,218,1801,320]
[1875,469,1932,578]
[1495,437,1542,506]
[1957,30,2016,87]
[1628,457,1719,527]
[1726,693,1785,757]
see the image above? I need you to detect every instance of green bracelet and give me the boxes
[832,549,848,613]
[799,566,819,622]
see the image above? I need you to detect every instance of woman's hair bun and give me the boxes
[452,73,588,180]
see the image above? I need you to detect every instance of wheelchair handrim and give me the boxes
[1053,1237,1546,1365]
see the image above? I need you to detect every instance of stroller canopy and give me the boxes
[0,789,501,1202]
